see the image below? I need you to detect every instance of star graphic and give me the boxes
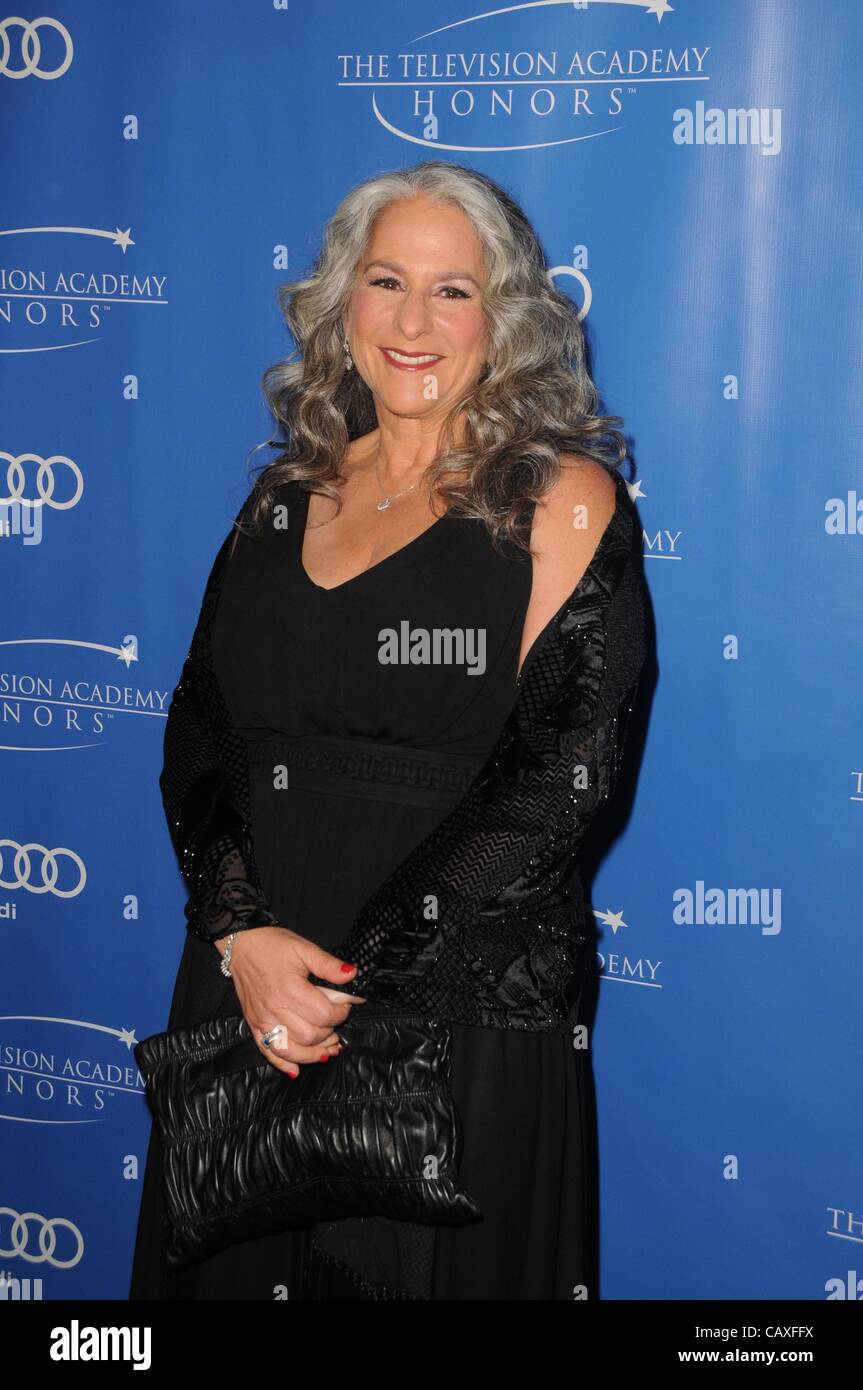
[626,479,646,502]
[646,0,674,21]
[594,907,628,935]
[113,227,135,253]
[117,1028,138,1050]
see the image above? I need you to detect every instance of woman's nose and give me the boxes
[391,288,434,336]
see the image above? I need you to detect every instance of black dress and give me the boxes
[129,479,595,1301]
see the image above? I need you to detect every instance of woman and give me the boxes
[129,159,647,1300]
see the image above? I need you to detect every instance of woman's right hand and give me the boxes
[214,926,366,1078]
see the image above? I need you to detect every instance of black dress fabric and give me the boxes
[129,479,595,1301]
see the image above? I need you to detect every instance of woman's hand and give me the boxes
[214,926,366,1078]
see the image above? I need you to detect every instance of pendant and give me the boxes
[377,498,392,511]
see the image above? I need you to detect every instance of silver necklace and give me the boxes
[373,452,421,512]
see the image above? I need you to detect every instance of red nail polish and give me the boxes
[340,963,356,973]
[319,1053,330,1062]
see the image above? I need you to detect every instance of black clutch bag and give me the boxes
[134,1003,482,1272]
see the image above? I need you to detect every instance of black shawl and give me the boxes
[159,469,647,1033]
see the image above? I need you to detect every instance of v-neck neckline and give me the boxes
[297,484,453,594]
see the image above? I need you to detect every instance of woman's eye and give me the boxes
[368,277,471,301]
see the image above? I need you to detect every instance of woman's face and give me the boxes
[342,194,490,424]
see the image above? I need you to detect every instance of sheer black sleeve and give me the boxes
[158,498,280,944]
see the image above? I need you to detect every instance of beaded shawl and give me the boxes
[159,469,647,1033]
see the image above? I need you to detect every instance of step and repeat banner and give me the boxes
[1,1,860,1301]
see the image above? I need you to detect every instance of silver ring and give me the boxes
[261,1025,286,1049]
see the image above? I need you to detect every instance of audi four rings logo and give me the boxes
[0,840,87,897]
[0,1208,84,1267]
[0,454,84,509]
[0,17,73,79]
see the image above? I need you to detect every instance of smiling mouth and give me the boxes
[379,347,444,370]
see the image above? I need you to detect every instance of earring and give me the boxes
[343,336,354,372]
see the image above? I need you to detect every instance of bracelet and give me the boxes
[219,932,237,978]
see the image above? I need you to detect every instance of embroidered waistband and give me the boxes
[246,733,483,810]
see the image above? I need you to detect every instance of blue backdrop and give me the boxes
[1,0,860,1301]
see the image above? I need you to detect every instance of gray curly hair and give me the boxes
[244,159,627,553]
